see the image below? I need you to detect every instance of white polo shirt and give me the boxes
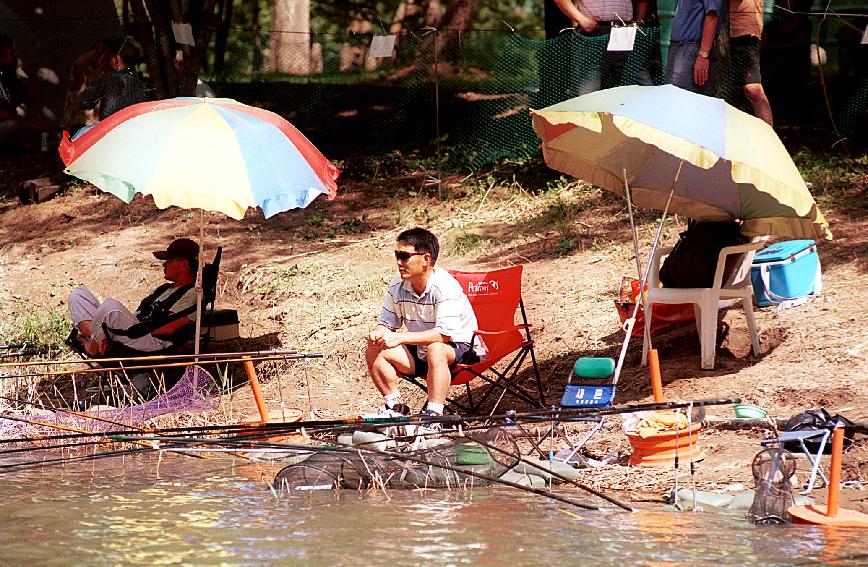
[377,266,486,358]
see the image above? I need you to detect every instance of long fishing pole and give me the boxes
[0,397,741,447]
[128,432,603,511]
[0,412,221,463]
[297,439,601,511]
[0,353,324,379]
[0,350,44,359]
[0,446,154,473]
[0,393,161,433]
[0,437,117,457]
[464,432,634,512]
[84,428,612,512]
[0,414,163,451]
[0,349,302,368]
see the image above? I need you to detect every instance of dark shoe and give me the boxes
[416,408,444,434]
[389,402,411,416]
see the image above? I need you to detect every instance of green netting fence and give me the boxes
[207,11,866,168]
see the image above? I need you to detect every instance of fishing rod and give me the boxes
[0,411,223,463]
[0,349,45,359]
[0,393,162,433]
[0,348,302,368]
[0,353,324,379]
[293,438,602,511]
[0,413,164,451]
[149,426,631,511]
[0,446,154,473]
[0,397,741,447]
[0,436,122,457]
[104,431,603,511]
[463,432,634,512]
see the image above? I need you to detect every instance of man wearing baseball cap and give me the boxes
[68,238,200,355]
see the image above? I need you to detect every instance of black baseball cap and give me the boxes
[153,238,199,261]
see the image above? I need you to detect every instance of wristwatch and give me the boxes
[698,49,710,59]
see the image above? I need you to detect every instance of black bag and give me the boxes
[782,408,856,454]
[659,220,748,288]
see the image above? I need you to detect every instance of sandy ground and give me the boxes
[0,152,866,511]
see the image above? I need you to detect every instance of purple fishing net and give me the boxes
[0,365,221,439]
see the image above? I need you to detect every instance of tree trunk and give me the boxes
[439,0,476,30]
[436,0,476,59]
[266,0,310,75]
[126,0,217,99]
[213,0,234,76]
[251,0,263,73]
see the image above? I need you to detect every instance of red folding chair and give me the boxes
[402,266,546,414]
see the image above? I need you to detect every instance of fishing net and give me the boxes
[0,365,220,440]
[747,447,796,525]
[274,426,520,491]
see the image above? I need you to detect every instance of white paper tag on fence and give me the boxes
[369,35,396,57]
[862,23,868,44]
[607,26,636,51]
[172,22,195,46]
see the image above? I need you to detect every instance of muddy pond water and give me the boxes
[0,452,864,566]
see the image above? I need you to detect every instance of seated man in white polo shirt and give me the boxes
[365,227,487,421]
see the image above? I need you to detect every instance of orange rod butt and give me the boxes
[243,357,270,423]
[649,349,664,403]
[827,426,844,517]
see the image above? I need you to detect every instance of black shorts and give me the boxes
[732,35,762,85]
[407,342,478,376]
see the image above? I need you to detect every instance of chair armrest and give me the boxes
[646,245,675,289]
[712,240,766,289]
[473,324,530,337]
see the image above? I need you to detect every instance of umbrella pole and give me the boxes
[623,168,643,283]
[194,210,204,356]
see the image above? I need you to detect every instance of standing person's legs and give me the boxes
[744,83,773,125]
[573,37,606,95]
[735,36,773,126]
[665,41,717,95]
[665,42,697,91]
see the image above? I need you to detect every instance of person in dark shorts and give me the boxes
[730,0,773,125]
[365,228,487,421]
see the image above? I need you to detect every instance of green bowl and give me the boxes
[733,404,768,419]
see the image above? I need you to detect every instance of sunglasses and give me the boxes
[394,250,425,262]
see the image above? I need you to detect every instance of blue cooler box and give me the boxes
[751,240,822,307]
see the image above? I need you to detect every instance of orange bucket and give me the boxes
[627,421,705,467]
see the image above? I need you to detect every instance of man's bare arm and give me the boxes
[553,0,598,33]
[694,11,719,86]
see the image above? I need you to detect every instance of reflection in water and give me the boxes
[0,452,865,565]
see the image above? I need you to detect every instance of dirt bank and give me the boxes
[0,152,865,509]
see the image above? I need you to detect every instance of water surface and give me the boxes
[0,452,864,566]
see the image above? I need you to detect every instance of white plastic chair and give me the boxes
[641,239,766,370]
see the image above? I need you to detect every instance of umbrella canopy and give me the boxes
[530,85,832,241]
[59,97,339,219]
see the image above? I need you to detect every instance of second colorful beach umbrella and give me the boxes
[530,85,831,241]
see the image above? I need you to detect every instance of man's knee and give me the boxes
[426,342,455,367]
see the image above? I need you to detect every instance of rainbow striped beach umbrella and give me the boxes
[59,97,338,220]
[531,85,831,241]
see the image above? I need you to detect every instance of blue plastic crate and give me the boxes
[750,240,822,307]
